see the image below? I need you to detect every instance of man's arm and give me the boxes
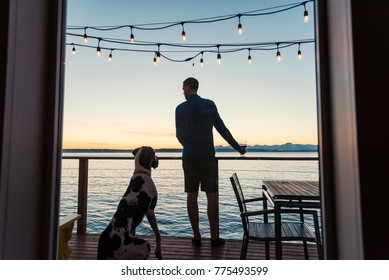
[211,102,242,151]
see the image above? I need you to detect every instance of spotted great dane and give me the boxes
[97,146,162,259]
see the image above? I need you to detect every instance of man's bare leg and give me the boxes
[187,192,201,240]
[206,192,219,240]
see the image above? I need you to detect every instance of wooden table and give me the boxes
[262,180,321,259]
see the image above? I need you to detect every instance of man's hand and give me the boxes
[238,146,246,155]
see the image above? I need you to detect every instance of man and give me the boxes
[175,77,246,247]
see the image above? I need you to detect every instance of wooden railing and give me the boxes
[62,155,318,235]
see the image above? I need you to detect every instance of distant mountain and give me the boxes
[216,142,318,152]
[63,148,132,153]
[63,143,317,153]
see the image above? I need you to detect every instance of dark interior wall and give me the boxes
[1,0,387,260]
[316,0,367,259]
[0,1,9,166]
[351,0,389,259]
[0,0,65,259]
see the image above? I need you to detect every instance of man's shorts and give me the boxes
[182,157,218,193]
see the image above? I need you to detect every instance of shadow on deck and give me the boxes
[69,234,319,260]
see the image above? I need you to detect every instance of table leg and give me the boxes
[275,204,282,260]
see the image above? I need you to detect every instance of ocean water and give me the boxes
[60,152,319,240]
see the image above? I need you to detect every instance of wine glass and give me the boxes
[238,139,247,157]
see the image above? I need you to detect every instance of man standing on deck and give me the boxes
[175,77,246,247]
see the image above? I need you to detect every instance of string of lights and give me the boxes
[67,38,314,65]
[67,0,312,40]
[66,0,314,65]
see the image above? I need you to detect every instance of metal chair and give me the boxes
[230,173,322,259]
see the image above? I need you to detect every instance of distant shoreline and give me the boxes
[62,143,318,153]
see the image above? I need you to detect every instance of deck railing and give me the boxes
[61,155,319,235]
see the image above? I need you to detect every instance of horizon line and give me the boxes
[62,142,318,151]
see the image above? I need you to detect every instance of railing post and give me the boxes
[216,158,219,237]
[77,158,88,235]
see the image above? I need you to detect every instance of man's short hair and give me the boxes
[183,77,199,90]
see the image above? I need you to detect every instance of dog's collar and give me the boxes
[133,169,151,176]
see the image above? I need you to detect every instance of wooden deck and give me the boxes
[69,234,319,260]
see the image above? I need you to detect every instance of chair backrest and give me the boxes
[230,173,250,234]
[230,173,248,215]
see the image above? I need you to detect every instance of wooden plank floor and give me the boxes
[69,234,319,260]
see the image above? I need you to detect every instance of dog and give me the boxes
[97,146,162,259]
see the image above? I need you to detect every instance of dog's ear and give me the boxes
[132,147,140,156]
[151,157,159,169]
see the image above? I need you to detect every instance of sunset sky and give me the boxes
[63,0,317,149]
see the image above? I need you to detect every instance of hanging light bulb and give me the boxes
[181,23,186,41]
[200,52,204,67]
[96,38,101,57]
[276,43,282,62]
[276,51,281,61]
[303,4,309,23]
[237,15,243,34]
[247,49,252,64]
[71,44,76,55]
[130,26,135,43]
[297,44,302,60]
[216,46,222,64]
[217,53,222,64]
[108,49,113,62]
[83,28,88,43]
[155,44,161,63]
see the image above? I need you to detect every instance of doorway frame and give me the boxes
[0,0,367,259]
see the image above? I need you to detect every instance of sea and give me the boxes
[60,151,319,240]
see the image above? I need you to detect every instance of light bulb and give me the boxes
[200,58,204,67]
[153,57,157,66]
[97,46,101,57]
[276,51,281,62]
[237,15,243,34]
[217,53,222,64]
[130,33,135,43]
[108,53,112,62]
[72,46,76,55]
[304,10,309,23]
[181,23,186,41]
[238,23,243,34]
[298,50,302,60]
[156,52,161,62]
[247,49,252,64]
[83,33,88,43]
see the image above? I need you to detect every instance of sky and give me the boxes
[63,0,317,150]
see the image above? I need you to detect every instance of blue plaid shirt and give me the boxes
[175,94,240,158]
